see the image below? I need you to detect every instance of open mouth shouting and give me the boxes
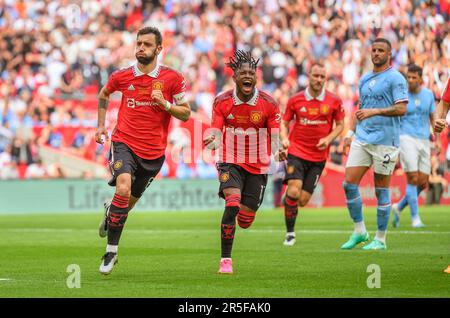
[241,79,254,94]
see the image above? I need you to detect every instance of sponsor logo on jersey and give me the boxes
[250,111,263,124]
[127,98,135,108]
[299,118,328,125]
[128,84,135,90]
[219,171,230,182]
[127,98,159,108]
[152,80,164,91]
[113,160,123,170]
[320,104,329,114]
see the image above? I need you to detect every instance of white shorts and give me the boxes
[346,139,399,175]
[399,135,431,174]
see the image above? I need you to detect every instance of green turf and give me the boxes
[0,206,449,297]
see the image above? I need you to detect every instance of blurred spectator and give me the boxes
[426,155,448,205]
[0,0,449,180]
[25,158,47,179]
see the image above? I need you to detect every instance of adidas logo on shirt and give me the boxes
[300,107,307,112]
[128,84,135,90]
[227,114,235,119]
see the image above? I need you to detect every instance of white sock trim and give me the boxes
[286,232,296,237]
[354,221,366,234]
[106,244,118,253]
[375,231,386,244]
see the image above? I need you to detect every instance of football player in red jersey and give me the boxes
[434,78,450,274]
[95,26,191,275]
[280,63,345,246]
[203,50,286,274]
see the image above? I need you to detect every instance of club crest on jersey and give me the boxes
[320,104,329,114]
[415,99,420,106]
[369,79,376,87]
[113,160,123,170]
[219,171,230,183]
[152,80,164,91]
[250,111,263,124]
[308,108,319,115]
[287,165,295,174]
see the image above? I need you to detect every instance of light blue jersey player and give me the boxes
[392,64,440,228]
[341,38,408,251]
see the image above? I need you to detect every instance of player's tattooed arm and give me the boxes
[95,86,111,144]
[355,101,406,121]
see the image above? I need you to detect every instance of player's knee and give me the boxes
[418,182,428,192]
[286,186,300,200]
[237,210,256,229]
[407,175,418,185]
[116,183,131,198]
[298,197,309,207]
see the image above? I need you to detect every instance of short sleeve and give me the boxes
[333,98,345,121]
[282,98,295,122]
[105,71,119,93]
[392,72,408,104]
[172,72,188,105]
[441,79,450,103]
[211,98,225,130]
[267,102,281,130]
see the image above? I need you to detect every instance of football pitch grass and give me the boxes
[0,206,448,298]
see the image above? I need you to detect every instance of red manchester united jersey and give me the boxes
[211,88,281,174]
[442,78,450,103]
[283,89,344,162]
[106,63,187,159]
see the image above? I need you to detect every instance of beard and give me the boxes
[136,52,156,65]
[372,56,388,67]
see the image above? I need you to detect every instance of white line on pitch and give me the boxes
[4,228,450,235]
[0,278,11,281]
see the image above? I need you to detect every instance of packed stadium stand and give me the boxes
[0,0,449,181]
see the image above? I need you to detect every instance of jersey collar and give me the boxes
[133,63,160,78]
[305,87,325,101]
[233,87,259,106]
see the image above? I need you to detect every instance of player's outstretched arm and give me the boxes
[95,85,111,145]
[355,101,406,121]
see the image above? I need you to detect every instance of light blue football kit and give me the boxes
[342,67,408,250]
[394,87,435,228]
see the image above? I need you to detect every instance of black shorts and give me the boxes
[283,154,325,194]
[108,141,165,198]
[217,163,268,211]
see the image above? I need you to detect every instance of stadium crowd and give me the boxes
[0,0,449,186]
